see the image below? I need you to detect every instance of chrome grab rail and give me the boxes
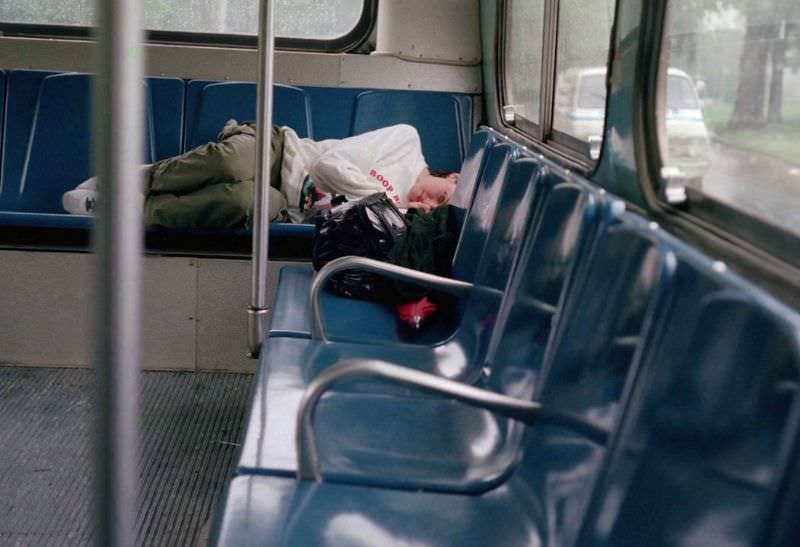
[295,359,609,482]
[248,0,277,358]
[309,256,475,340]
[295,359,542,481]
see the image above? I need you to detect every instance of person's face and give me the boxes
[408,173,459,208]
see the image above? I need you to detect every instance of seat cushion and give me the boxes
[219,420,607,547]
[214,475,544,547]
[237,336,516,493]
[268,265,460,345]
[0,211,94,229]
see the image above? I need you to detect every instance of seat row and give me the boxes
[0,68,473,234]
[212,127,800,546]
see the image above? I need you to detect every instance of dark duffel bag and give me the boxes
[312,192,409,301]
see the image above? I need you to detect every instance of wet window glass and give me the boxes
[578,75,608,109]
[552,0,617,157]
[0,0,365,40]
[663,0,800,236]
[504,0,545,126]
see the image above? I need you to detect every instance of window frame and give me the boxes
[639,0,800,272]
[0,0,376,52]
[497,0,545,140]
[497,0,614,169]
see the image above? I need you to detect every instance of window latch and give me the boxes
[659,167,689,205]
[503,105,517,124]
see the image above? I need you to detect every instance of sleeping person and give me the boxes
[63,122,458,229]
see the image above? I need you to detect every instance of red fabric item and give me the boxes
[396,297,439,330]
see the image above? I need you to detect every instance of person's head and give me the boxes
[407,169,459,210]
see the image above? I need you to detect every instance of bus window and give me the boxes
[503,0,545,130]
[552,0,616,159]
[662,0,800,238]
[0,0,366,40]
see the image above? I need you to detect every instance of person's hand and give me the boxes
[407,201,434,212]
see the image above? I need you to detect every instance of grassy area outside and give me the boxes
[702,102,800,165]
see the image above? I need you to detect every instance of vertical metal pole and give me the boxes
[248,0,276,357]
[94,0,143,544]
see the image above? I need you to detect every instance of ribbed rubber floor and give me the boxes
[0,367,253,547]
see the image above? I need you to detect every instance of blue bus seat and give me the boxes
[147,76,185,160]
[351,90,470,173]
[576,286,800,547]
[267,128,500,342]
[0,71,182,224]
[184,81,313,150]
[215,220,800,547]
[236,175,608,491]
[17,74,113,213]
[19,74,155,214]
[213,213,679,545]
[0,70,56,211]
[0,211,94,229]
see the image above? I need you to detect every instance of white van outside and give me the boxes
[554,66,710,186]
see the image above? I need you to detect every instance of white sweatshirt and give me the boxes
[280,124,428,220]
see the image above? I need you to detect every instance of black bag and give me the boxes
[386,205,458,302]
[312,192,409,301]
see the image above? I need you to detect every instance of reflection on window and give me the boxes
[504,0,545,126]
[664,0,800,236]
[552,0,616,158]
[0,0,366,40]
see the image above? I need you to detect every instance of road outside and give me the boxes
[701,141,800,234]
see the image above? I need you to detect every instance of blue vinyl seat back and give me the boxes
[16,74,98,213]
[1,70,57,210]
[495,217,677,547]
[450,142,517,283]
[771,439,800,547]
[529,217,675,414]
[351,90,469,173]
[487,178,602,385]
[185,82,312,149]
[147,77,185,161]
[448,157,546,366]
[577,287,800,547]
[448,128,495,229]
[5,72,173,214]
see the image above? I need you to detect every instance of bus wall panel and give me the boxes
[195,259,294,373]
[0,250,287,372]
[0,251,196,370]
[0,39,482,95]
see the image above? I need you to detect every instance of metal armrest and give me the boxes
[295,359,606,482]
[310,256,475,340]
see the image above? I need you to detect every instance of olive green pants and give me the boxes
[143,124,288,229]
